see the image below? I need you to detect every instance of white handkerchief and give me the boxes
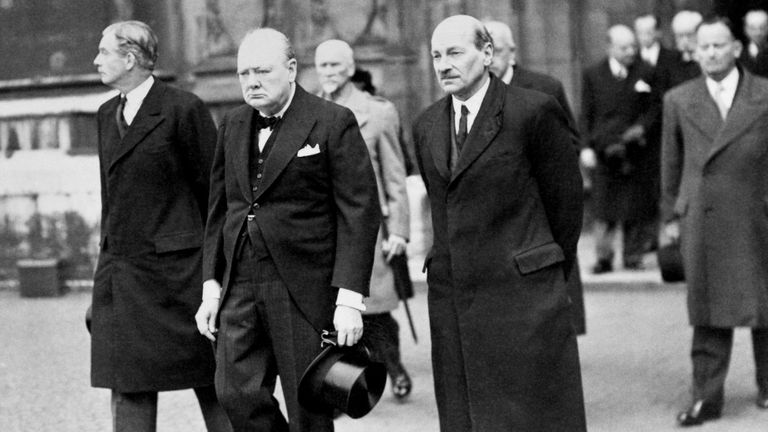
[297,143,320,157]
[634,79,652,93]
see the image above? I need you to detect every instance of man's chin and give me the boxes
[321,83,340,95]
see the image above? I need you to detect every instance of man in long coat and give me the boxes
[581,25,661,273]
[661,17,768,426]
[91,21,230,431]
[485,19,587,335]
[413,14,586,431]
[314,39,413,397]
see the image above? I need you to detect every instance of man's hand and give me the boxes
[195,298,220,342]
[580,148,597,169]
[334,305,363,346]
[621,124,645,144]
[660,220,681,247]
[382,234,407,263]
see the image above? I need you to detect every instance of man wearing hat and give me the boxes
[195,28,380,431]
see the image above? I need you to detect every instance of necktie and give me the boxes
[116,95,128,138]
[255,114,280,130]
[713,84,729,120]
[456,105,469,152]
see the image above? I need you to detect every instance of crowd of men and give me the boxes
[87,7,768,432]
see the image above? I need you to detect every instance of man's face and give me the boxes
[431,24,492,100]
[237,40,296,115]
[608,32,637,67]
[673,26,698,57]
[489,35,515,78]
[745,14,768,45]
[93,32,130,88]
[634,18,658,49]
[314,45,353,95]
[696,22,742,80]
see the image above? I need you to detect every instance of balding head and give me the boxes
[671,10,703,58]
[314,39,356,97]
[430,15,493,100]
[483,20,516,78]
[237,28,297,115]
[607,25,637,67]
[634,14,659,49]
[744,9,768,45]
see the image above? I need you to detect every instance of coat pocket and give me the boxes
[154,230,202,253]
[513,242,565,275]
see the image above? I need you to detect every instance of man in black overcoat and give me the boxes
[581,25,661,273]
[91,20,230,431]
[413,14,586,431]
[194,28,380,431]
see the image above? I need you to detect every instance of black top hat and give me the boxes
[298,331,387,419]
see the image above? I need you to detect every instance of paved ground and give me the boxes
[2,238,768,431]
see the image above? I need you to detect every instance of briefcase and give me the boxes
[657,242,685,283]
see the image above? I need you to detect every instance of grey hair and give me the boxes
[103,20,158,70]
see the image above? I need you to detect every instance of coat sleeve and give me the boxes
[374,102,410,240]
[202,118,228,283]
[527,97,584,274]
[327,108,382,295]
[660,92,684,222]
[177,97,217,223]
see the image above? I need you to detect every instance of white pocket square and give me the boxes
[634,79,652,93]
[297,143,321,157]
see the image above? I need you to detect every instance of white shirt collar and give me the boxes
[641,42,660,66]
[122,75,154,125]
[451,75,490,135]
[501,64,514,85]
[256,83,296,152]
[750,41,760,58]
[705,66,739,110]
[608,57,627,78]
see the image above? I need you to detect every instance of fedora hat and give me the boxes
[298,331,387,419]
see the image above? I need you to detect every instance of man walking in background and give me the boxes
[91,20,230,432]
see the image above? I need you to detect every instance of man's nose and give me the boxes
[245,72,261,88]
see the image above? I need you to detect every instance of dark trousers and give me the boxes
[111,385,231,432]
[363,313,406,379]
[214,240,333,432]
[691,326,768,404]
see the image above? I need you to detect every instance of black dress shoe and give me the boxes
[676,399,722,426]
[591,260,613,274]
[757,390,768,409]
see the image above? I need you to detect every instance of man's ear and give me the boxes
[124,52,137,71]
[482,42,493,67]
[733,39,744,59]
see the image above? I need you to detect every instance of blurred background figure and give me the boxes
[315,39,414,400]
[740,9,768,77]
[668,10,704,89]
[581,25,661,274]
[635,13,685,96]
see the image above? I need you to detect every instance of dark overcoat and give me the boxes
[91,79,218,392]
[661,70,768,327]
[202,85,380,332]
[581,58,661,221]
[413,76,586,431]
[510,66,586,335]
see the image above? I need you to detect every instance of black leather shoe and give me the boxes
[591,260,613,274]
[676,399,722,426]
[757,390,768,409]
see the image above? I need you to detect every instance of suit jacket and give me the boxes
[91,79,218,392]
[661,69,768,327]
[413,75,585,431]
[739,45,768,78]
[203,84,380,331]
[331,86,410,313]
[648,46,694,94]
[581,58,661,221]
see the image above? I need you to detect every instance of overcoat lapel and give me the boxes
[707,72,768,164]
[451,76,503,182]
[345,87,371,129]
[253,85,317,202]
[426,99,452,181]
[108,80,165,172]
[682,78,722,144]
[230,108,254,202]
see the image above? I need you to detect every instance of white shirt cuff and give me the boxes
[336,288,366,311]
[202,279,221,300]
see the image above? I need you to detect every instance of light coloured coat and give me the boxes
[662,69,768,327]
